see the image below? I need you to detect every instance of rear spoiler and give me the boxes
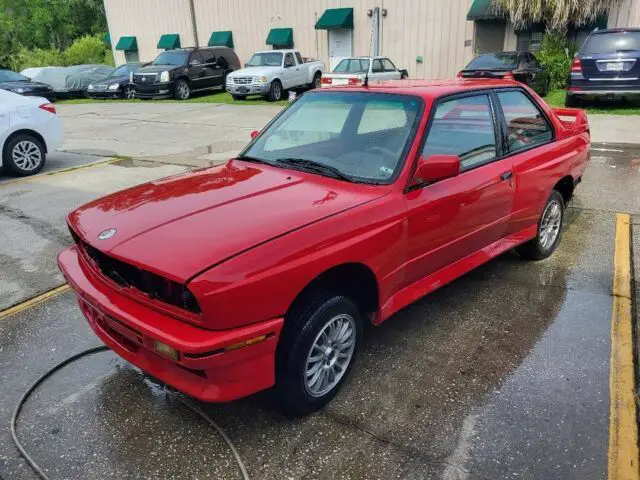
[551,108,589,136]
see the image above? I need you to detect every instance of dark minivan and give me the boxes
[566,28,640,106]
[134,46,241,100]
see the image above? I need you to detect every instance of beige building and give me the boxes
[104,0,640,79]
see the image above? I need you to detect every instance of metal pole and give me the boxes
[372,7,380,56]
[188,0,199,47]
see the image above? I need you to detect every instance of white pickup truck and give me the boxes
[226,49,323,101]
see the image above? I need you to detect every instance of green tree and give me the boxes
[492,0,622,30]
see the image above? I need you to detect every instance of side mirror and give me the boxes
[250,130,260,139]
[412,155,460,186]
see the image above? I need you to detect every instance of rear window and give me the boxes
[465,53,518,70]
[581,31,640,54]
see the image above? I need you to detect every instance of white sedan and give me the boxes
[321,56,408,87]
[0,89,63,176]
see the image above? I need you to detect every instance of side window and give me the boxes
[382,59,396,72]
[284,53,296,67]
[189,52,203,66]
[422,94,497,170]
[372,59,383,73]
[216,53,229,68]
[497,90,553,152]
[201,49,216,64]
[295,52,303,65]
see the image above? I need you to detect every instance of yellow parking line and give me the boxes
[0,284,71,321]
[1,157,118,186]
[608,213,638,480]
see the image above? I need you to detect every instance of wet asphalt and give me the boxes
[0,144,639,479]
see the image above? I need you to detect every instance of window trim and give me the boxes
[492,87,556,157]
[284,52,296,67]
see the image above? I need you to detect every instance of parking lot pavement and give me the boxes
[58,103,282,166]
[0,143,638,479]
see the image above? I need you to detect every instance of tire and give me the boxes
[541,79,550,97]
[276,291,363,415]
[516,190,565,260]
[124,85,136,100]
[231,94,246,101]
[267,80,283,102]
[565,93,580,108]
[174,79,191,100]
[2,134,46,177]
[309,72,321,89]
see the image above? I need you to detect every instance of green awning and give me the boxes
[115,36,138,51]
[467,0,499,20]
[157,34,181,50]
[208,31,234,48]
[266,28,293,48]
[104,32,111,47]
[315,8,354,29]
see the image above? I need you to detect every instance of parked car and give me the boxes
[0,89,63,176]
[321,56,408,87]
[87,62,147,99]
[29,65,115,98]
[58,80,589,414]
[566,28,640,107]
[133,47,240,100]
[0,69,55,102]
[226,49,323,101]
[458,52,550,96]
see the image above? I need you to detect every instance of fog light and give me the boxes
[155,341,179,360]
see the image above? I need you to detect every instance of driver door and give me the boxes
[188,51,205,90]
[402,93,515,288]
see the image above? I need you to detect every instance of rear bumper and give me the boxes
[568,89,640,97]
[57,246,284,402]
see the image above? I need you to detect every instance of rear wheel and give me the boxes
[267,80,283,102]
[517,190,564,260]
[309,72,322,89]
[276,291,362,415]
[174,79,191,100]
[3,134,46,176]
[565,93,581,107]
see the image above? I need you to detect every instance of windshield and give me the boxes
[247,52,283,67]
[581,31,640,54]
[333,59,370,74]
[153,51,188,66]
[0,70,29,82]
[240,92,422,183]
[465,53,518,70]
[110,63,140,76]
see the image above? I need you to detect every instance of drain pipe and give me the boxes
[188,0,199,47]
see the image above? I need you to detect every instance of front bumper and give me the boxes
[87,90,123,99]
[226,82,270,95]
[134,82,174,99]
[57,246,284,402]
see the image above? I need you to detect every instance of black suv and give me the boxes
[566,28,640,107]
[134,47,241,100]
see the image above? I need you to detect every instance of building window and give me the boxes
[124,50,139,63]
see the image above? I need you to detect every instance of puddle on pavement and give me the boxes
[591,142,640,171]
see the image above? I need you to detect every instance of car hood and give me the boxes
[0,80,52,90]
[135,65,182,75]
[69,160,387,282]
[229,66,282,77]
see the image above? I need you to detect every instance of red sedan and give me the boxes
[58,80,590,414]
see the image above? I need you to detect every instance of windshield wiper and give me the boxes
[236,154,272,165]
[275,158,354,182]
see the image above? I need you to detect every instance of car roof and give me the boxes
[254,49,297,54]
[314,79,523,99]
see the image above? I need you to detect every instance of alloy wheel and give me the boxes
[125,86,136,99]
[304,314,356,398]
[12,140,42,172]
[539,199,562,249]
[177,82,190,100]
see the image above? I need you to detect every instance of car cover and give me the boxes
[28,65,114,92]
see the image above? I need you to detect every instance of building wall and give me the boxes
[608,0,640,28]
[104,0,476,79]
[503,21,517,50]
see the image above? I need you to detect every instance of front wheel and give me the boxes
[565,93,581,108]
[124,85,136,100]
[267,80,283,102]
[276,292,362,415]
[174,79,191,100]
[517,190,564,260]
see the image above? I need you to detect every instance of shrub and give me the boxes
[63,35,111,65]
[8,46,65,72]
[536,33,577,90]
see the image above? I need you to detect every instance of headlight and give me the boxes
[108,84,120,91]
[226,76,233,84]
[14,87,25,93]
[256,76,268,83]
[87,84,94,90]
[160,71,170,82]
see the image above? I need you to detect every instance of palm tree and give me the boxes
[493,0,622,30]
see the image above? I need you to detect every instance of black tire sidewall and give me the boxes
[269,80,282,101]
[3,134,46,176]
[534,191,564,257]
[276,294,363,415]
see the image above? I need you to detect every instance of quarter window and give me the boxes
[295,52,303,65]
[497,90,552,153]
[422,94,497,170]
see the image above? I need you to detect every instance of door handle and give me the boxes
[500,171,513,181]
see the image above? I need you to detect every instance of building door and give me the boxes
[474,20,507,54]
[328,29,352,71]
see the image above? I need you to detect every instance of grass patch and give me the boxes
[57,91,288,106]
[543,89,640,115]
